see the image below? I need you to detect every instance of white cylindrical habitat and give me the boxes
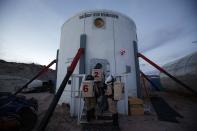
[56,10,139,114]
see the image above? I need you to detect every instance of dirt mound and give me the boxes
[0,59,56,92]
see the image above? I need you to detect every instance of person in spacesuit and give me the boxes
[92,63,108,117]
[83,75,96,121]
[105,75,119,127]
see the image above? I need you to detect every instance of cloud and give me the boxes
[140,26,184,52]
[139,23,197,53]
[0,39,4,56]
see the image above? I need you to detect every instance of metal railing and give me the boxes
[70,74,85,124]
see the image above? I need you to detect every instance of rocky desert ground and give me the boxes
[1,59,197,131]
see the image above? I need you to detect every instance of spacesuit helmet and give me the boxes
[105,75,114,84]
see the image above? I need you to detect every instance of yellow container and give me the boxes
[128,97,144,116]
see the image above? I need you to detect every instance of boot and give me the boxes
[87,110,91,121]
[113,113,119,127]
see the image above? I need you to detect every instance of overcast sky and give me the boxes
[0,0,197,71]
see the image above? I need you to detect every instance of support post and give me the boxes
[79,34,86,74]
[133,41,141,98]
[37,48,84,131]
[138,53,197,95]
[79,34,86,87]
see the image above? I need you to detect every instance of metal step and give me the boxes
[81,123,120,131]
[80,112,113,126]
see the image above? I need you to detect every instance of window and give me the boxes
[94,18,105,28]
